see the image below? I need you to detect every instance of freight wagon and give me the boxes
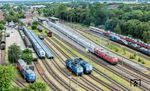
[1,32,6,50]
[18,28,32,48]
[17,59,36,82]
[23,36,32,48]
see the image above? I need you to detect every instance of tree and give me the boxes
[28,82,47,91]
[32,24,37,30]
[32,21,38,30]
[21,49,33,64]
[32,21,38,26]
[12,16,19,23]
[0,20,6,25]
[114,24,121,34]
[142,31,150,43]
[22,88,32,91]
[5,15,12,22]
[0,65,15,91]
[0,24,4,30]
[55,4,67,19]
[8,43,21,63]
[105,18,119,31]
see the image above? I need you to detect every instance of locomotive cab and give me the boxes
[74,58,93,74]
[24,68,36,83]
[39,49,45,58]
[111,58,118,65]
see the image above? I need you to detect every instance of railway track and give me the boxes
[34,61,61,90]
[13,79,25,88]
[116,65,150,87]
[41,59,76,91]
[41,22,148,90]
[44,38,104,91]
[45,36,125,91]
[72,27,150,80]
[50,37,118,91]
[48,36,131,91]
[52,59,102,91]
[50,34,149,90]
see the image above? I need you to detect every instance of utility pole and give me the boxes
[69,76,72,91]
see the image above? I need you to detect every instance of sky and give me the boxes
[0,0,40,1]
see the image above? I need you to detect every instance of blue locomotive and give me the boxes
[65,59,83,76]
[74,58,93,74]
[17,59,36,83]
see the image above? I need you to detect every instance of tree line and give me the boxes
[40,3,150,43]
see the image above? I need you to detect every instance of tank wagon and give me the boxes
[74,58,93,74]
[29,31,54,59]
[18,27,25,39]
[66,58,83,76]
[22,26,45,58]
[1,32,6,50]
[17,59,36,82]
[24,36,32,48]
[90,26,150,56]
[48,22,119,64]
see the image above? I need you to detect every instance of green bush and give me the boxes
[115,48,119,52]
[138,58,142,62]
[129,54,136,59]
[21,49,33,64]
[133,53,136,57]
[31,24,37,30]
[129,55,134,59]
[141,61,145,64]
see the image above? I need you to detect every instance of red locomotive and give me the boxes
[94,47,118,65]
